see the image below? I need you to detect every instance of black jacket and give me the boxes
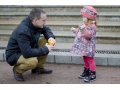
[5,16,55,66]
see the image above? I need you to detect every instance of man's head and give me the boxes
[29,8,47,28]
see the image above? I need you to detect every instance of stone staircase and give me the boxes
[0,6,120,44]
[0,5,120,66]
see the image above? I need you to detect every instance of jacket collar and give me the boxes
[23,16,42,33]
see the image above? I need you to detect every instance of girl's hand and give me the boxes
[71,27,76,31]
[78,24,86,32]
[71,27,79,34]
[81,30,91,40]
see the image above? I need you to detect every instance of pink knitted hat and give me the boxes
[80,6,97,20]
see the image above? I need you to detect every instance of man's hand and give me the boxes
[45,43,54,52]
[48,37,56,45]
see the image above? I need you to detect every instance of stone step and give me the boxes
[54,43,120,51]
[0,11,120,17]
[53,31,120,44]
[0,20,120,26]
[0,24,120,32]
[1,11,120,15]
[0,30,120,44]
[0,12,120,23]
[0,29,120,38]
[1,41,120,51]
[0,18,120,33]
[50,25,120,32]
[0,6,120,13]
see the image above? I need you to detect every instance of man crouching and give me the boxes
[5,8,56,81]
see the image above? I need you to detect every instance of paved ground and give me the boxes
[0,62,120,84]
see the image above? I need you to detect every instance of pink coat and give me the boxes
[71,23,97,57]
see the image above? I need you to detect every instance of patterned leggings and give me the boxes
[83,56,96,71]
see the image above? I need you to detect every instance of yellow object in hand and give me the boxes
[48,39,55,45]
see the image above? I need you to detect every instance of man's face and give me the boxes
[33,13,47,28]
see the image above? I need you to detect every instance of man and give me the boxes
[5,8,56,81]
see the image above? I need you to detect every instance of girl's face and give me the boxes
[82,17,88,23]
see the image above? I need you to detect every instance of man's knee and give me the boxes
[38,37,47,47]
[27,58,38,68]
[37,55,48,62]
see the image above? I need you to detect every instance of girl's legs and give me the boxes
[78,56,89,79]
[83,56,89,69]
[88,57,96,72]
[83,56,96,82]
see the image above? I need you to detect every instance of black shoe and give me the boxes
[89,71,96,81]
[78,68,89,79]
[84,71,96,82]
[13,67,25,81]
[31,68,53,74]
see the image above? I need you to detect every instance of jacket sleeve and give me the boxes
[41,26,55,40]
[17,31,49,58]
[82,25,96,39]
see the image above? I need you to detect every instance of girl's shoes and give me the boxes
[78,68,89,79]
[84,71,96,82]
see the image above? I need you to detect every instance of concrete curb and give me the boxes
[46,52,120,66]
[1,49,120,66]
[0,50,5,62]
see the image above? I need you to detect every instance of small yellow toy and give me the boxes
[48,39,55,45]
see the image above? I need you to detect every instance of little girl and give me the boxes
[71,6,97,82]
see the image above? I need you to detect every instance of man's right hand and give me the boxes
[45,43,54,52]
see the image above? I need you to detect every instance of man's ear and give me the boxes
[32,18,37,25]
